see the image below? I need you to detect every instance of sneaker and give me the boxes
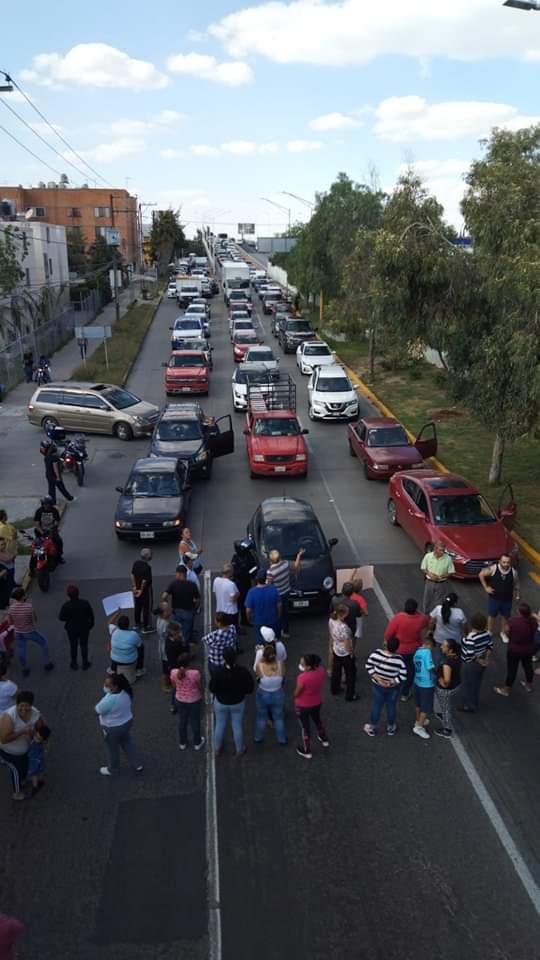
[135,668,146,678]
[387,724,397,736]
[296,746,312,759]
[520,680,533,693]
[400,692,411,703]
[500,632,509,645]
[135,765,144,773]
[423,718,430,726]
[317,735,330,747]
[99,767,112,776]
[413,723,430,740]
[363,723,376,737]
[44,661,55,672]
[194,737,206,751]
[106,666,115,675]
[434,728,452,739]
[142,628,154,635]
[179,743,187,751]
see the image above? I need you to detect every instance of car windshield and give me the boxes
[186,306,205,314]
[175,319,202,330]
[431,494,498,526]
[234,322,254,331]
[156,420,203,441]
[367,426,409,447]
[125,472,180,497]
[172,339,207,352]
[169,355,206,367]
[231,312,249,320]
[304,344,331,356]
[262,519,326,559]
[100,387,140,410]
[316,377,351,393]
[235,369,280,384]
[288,321,311,332]
[246,350,274,362]
[254,418,300,436]
[235,334,258,344]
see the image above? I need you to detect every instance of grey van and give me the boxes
[27,382,160,441]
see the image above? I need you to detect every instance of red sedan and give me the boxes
[348,417,437,479]
[387,469,517,578]
[232,332,259,362]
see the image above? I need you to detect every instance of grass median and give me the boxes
[324,333,540,551]
[70,300,158,386]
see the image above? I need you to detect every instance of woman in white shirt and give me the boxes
[254,644,287,745]
[95,673,143,777]
[429,593,467,663]
[0,690,41,800]
[328,604,358,701]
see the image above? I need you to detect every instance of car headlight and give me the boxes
[253,455,265,463]
[295,454,307,462]
[115,521,132,529]
[162,519,182,527]
[323,576,334,590]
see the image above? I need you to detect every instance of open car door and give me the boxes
[497,482,516,530]
[208,414,235,459]
[414,421,438,460]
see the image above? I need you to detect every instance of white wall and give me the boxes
[23,222,69,291]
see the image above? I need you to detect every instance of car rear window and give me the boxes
[169,355,206,367]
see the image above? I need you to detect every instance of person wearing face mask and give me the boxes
[94,673,143,777]
[293,653,329,759]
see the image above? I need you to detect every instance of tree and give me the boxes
[87,235,113,304]
[460,125,540,484]
[0,225,27,297]
[150,209,186,276]
[66,226,87,276]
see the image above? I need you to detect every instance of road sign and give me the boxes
[105,227,121,246]
[75,326,112,339]
[238,222,255,235]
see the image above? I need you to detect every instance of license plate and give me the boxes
[274,466,287,473]
[140,531,155,539]
[293,600,309,608]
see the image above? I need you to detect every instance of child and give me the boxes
[0,658,17,714]
[413,633,436,740]
[154,602,173,692]
[27,723,51,795]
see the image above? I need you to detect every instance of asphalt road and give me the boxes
[1,281,540,959]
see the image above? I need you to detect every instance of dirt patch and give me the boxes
[426,407,465,422]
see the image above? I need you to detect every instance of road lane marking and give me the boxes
[204,569,222,960]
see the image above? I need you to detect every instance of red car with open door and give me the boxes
[387,469,518,578]
[348,417,437,479]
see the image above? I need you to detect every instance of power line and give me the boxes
[0,96,100,186]
[0,121,66,180]
[2,72,110,187]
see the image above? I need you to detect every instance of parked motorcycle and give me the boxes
[30,533,58,592]
[45,425,88,485]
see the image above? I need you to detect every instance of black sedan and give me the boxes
[246,497,338,613]
[114,457,191,540]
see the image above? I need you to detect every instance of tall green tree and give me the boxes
[150,209,186,276]
[87,234,113,304]
[66,226,87,276]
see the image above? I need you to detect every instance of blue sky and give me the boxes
[1,0,539,236]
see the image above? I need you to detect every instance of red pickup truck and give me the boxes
[243,376,309,478]
[162,350,210,396]
[348,417,437,479]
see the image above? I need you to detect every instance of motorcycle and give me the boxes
[60,435,88,486]
[34,359,51,385]
[30,533,58,592]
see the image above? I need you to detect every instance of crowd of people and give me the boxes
[0,525,539,797]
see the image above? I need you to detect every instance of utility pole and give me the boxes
[110,193,120,325]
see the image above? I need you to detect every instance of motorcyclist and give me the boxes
[231,537,258,626]
[33,496,65,563]
[39,439,74,504]
[35,355,51,384]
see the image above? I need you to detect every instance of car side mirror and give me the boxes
[328,537,338,548]
[115,486,124,493]
[301,428,309,435]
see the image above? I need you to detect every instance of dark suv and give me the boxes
[278,318,314,354]
[150,402,234,479]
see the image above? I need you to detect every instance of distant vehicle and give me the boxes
[230,318,256,342]
[271,310,291,337]
[114,457,191,540]
[278,318,314,353]
[296,340,335,374]
[170,316,206,346]
[307,364,359,421]
[185,302,210,337]
[222,261,251,304]
[167,282,177,299]
[150,402,234,479]
[228,290,252,314]
[176,276,202,307]
[348,418,437,479]
[169,337,213,369]
[162,351,210,396]
[387,470,518,578]
[262,290,284,314]
[232,331,260,362]
[243,374,308,478]
[243,346,278,367]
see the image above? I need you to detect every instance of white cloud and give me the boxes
[153,109,184,125]
[167,52,253,86]
[374,96,540,141]
[21,43,168,90]
[222,140,258,155]
[190,144,221,157]
[100,111,185,138]
[309,112,360,131]
[155,187,212,211]
[259,142,279,154]
[0,90,28,104]
[160,148,187,159]
[287,139,323,153]
[399,159,470,178]
[188,140,282,157]
[209,0,540,65]
[29,121,65,136]
[83,138,146,163]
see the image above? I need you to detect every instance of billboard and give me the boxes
[238,222,255,235]
[256,237,297,254]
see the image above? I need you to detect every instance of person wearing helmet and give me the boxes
[33,497,64,563]
[40,440,74,505]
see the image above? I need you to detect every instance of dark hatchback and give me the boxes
[150,403,234,479]
[114,457,191,540]
[246,497,338,612]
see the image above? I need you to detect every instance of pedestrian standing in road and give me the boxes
[330,583,361,641]
[77,336,88,360]
[254,643,287,746]
[95,673,143,777]
[459,614,493,713]
[131,548,154,635]
[178,527,203,573]
[108,610,142,686]
[26,722,50,795]
[351,577,368,642]
[164,565,200,647]
[479,555,519,644]
[294,653,329,759]
[165,620,189,713]
[434,639,461,739]
[267,547,305,639]
[0,510,18,599]
[385,598,430,702]
[363,637,407,737]
[231,538,258,626]
[421,542,455,613]
[8,589,55,678]
[0,690,41,800]
[0,660,17,714]
[155,601,174,692]
[209,646,254,758]
[253,626,287,671]
[429,593,467,664]
[58,584,94,670]
[203,612,238,677]
[245,570,281,642]
[412,633,436,739]
[494,603,537,698]
[213,563,240,630]
[170,652,205,751]
[182,554,201,591]
[40,440,74,504]
[328,604,358,702]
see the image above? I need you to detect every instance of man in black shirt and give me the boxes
[131,548,153,633]
[40,440,74,504]
[58,583,95,669]
[164,565,200,647]
[331,582,360,639]
[34,496,64,562]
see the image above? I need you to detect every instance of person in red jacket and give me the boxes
[384,598,430,702]
[0,913,23,959]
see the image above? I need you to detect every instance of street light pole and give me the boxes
[259,197,291,234]
[281,190,315,210]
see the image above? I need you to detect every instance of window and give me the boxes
[415,490,429,515]
[78,395,109,410]
[94,207,110,218]
[46,227,50,243]
[49,258,53,277]
[43,253,49,278]
[67,207,81,218]
[402,478,419,501]
[60,393,85,407]
[95,226,107,239]
[25,268,30,287]
[34,207,45,217]
[37,389,63,404]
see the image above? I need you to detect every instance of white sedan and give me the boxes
[296,340,335,375]
[166,282,177,299]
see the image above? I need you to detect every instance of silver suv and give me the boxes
[27,382,159,440]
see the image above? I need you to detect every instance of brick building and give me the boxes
[0,184,139,267]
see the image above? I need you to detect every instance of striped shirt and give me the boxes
[365,648,407,685]
[268,559,291,595]
[8,600,34,633]
[461,630,493,662]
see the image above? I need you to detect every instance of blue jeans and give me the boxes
[173,609,194,646]
[369,683,400,728]
[255,687,287,743]
[15,630,50,669]
[176,698,202,746]
[213,699,245,753]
